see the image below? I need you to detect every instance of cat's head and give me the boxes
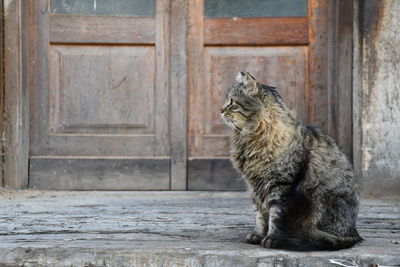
[220,72,285,133]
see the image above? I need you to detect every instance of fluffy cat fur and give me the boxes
[221,72,362,251]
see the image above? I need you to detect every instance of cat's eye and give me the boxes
[230,103,241,112]
[231,105,239,111]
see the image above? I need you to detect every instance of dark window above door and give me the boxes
[204,0,308,18]
[51,0,155,16]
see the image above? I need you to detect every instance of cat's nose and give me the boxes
[220,108,225,113]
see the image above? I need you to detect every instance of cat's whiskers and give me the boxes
[229,121,242,132]
[223,116,242,133]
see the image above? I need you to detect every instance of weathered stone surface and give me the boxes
[354,0,400,200]
[0,191,399,266]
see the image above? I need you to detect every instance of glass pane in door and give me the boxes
[51,0,155,16]
[205,0,307,18]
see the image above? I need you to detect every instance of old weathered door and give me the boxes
[187,0,332,190]
[27,0,337,191]
[29,0,172,190]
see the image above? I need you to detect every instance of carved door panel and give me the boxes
[187,0,330,190]
[29,0,171,189]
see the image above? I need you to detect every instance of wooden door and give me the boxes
[26,0,334,191]
[29,0,172,190]
[187,0,331,190]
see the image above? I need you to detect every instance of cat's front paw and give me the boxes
[246,231,263,244]
[261,235,279,248]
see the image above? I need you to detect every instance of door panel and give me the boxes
[49,15,155,44]
[29,0,170,189]
[204,17,308,45]
[29,158,170,190]
[49,45,155,135]
[188,0,330,190]
[191,46,307,158]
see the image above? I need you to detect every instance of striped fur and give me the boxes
[221,72,362,251]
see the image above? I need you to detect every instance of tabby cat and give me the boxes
[221,72,362,251]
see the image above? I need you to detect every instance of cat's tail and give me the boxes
[272,229,363,251]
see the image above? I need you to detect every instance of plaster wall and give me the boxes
[355,0,400,200]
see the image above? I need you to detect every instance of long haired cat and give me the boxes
[221,72,362,251]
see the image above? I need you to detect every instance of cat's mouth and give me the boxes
[221,113,241,132]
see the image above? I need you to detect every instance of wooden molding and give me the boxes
[204,17,309,45]
[334,0,354,161]
[29,158,170,190]
[0,0,4,187]
[307,0,330,135]
[50,15,156,44]
[170,0,188,190]
[3,0,29,189]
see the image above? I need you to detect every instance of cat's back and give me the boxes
[304,124,356,192]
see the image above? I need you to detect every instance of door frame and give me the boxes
[2,0,29,189]
[1,0,353,190]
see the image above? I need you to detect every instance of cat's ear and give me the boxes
[236,72,258,95]
[235,72,246,83]
[236,72,256,84]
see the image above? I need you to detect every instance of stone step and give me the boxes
[0,191,399,266]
